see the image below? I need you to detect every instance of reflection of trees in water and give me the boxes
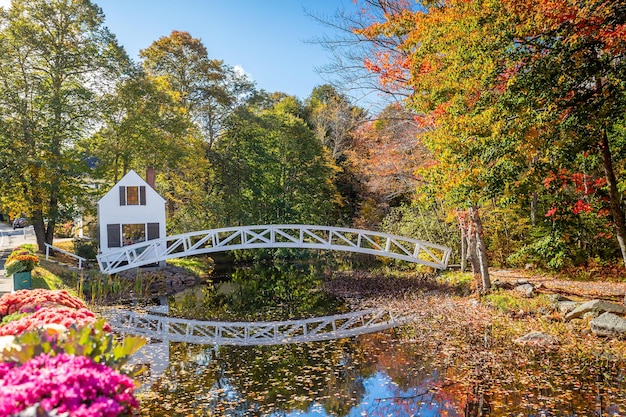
[169,262,344,322]
[139,337,369,416]
[224,339,367,416]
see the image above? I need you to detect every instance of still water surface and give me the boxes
[131,262,626,416]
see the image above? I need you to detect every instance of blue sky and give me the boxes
[0,0,376,103]
[97,0,358,100]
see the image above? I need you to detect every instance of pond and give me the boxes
[124,261,626,416]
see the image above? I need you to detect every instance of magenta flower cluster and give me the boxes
[0,353,137,417]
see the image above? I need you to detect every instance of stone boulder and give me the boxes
[557,301,580,315]
[515,283,535,298]
[514,331,559,347]
[564,299,626,321]
[491,279,513,290]
[590,312,626,337]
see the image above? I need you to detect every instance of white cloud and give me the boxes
[233,64,255,85]
[233,65,249,78]
[0,0,10,9]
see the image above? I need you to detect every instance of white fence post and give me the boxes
[44,242,87,270]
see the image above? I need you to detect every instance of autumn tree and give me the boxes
[347,0,531,289]
[499,0,626,266]
[345,0,626,273]
[305,84,366,160]
[351,104,430,203]
[0,0,129,250]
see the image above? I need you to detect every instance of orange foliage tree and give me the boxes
[352,0,519,288]
[347,104,433,225]
[351,0,626,271]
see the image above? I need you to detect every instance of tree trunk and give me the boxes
[45,220,55,247]
[32,218,47,253]
[460,228,467,272]
[470,206,491,292]
[530,192,538,227]
[467,221,479,277]
[599,127,626,267]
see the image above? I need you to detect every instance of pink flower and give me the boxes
[0,307,111,336]
[0,289,87,317]
[0,353,137,417]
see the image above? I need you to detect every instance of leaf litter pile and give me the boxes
[137,267,626,416]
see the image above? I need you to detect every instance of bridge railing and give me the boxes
[102,308,411,345]
[97,224,452,274]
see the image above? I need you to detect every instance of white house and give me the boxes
[97,169,166,254]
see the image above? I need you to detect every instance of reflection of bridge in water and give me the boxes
[103,308,412,346]
[97,224,452,274]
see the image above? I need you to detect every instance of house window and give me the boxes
[107,223,160,248]
[123,224,146,245]
[119,186,146,206]
[127,187,139,205]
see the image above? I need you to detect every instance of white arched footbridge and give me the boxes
[102,308,411,345]
[97,224,452,275]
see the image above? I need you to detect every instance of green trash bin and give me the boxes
[13,271,32,290]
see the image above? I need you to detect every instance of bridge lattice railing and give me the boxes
[97,224,452,274]
[102,308,410,345]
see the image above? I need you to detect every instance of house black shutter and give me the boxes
[107,224,121,248]
[119,186,126,206]
[147,223,160,240]
[139,186,146,205]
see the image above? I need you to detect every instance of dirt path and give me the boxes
[490,268,626,301]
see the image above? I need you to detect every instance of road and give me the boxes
[0,222,37,256]
[0,222,37,293]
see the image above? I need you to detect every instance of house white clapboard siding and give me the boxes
[97,170,166,254]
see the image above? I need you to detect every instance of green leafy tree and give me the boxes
[85,73,193,184]
[214,93,342,226]
[78,70,202,228]
[138,31,255,230]
[305,85,368,224]
[139,30,254,150]
[0,0,129,250]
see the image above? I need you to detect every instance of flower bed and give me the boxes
[0,289,144,416]
[4,244,40,276]
[0,353,137,417]
[0,289,87,317]
[0,306,111,336]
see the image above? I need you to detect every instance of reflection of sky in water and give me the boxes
[272,372,440,417]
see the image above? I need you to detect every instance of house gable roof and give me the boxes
[97,169,166,205]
